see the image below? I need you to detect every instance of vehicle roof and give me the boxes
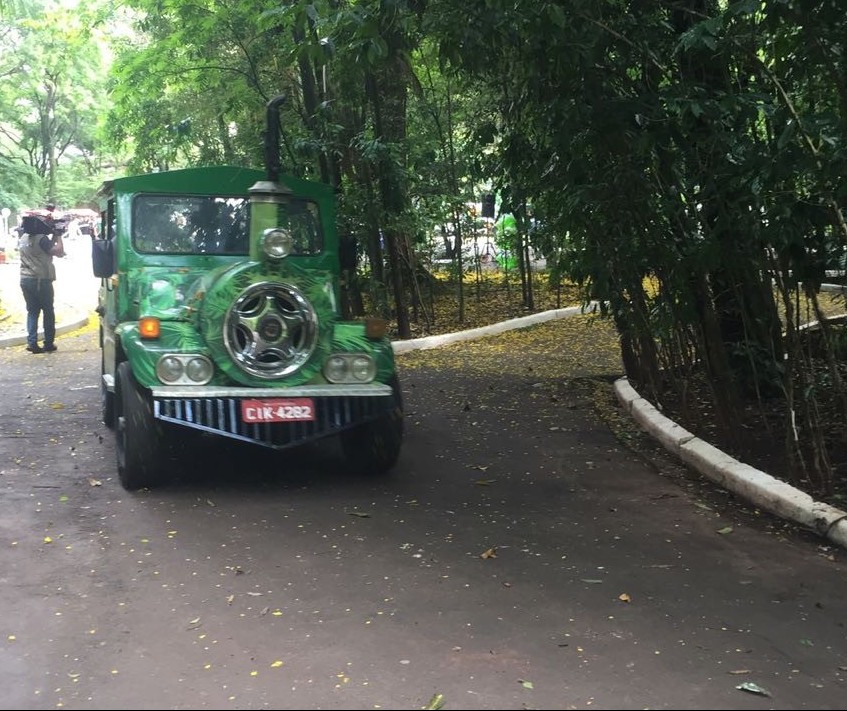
[97,166,335,200]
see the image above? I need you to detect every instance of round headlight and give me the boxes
[324,355,348,383]
[185,356,213,384]
[156,355,184,383]
[262,228,293,259]
[350,355,375,381]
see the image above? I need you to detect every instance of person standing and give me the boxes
[19,205,65,354]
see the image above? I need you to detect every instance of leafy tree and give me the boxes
[423,0,847,494]
[0,0,107,206]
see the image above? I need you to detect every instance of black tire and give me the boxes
[101,352,115,429]
[340,375,404,475]
[115,361,168,490]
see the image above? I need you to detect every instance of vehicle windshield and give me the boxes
[133,196,250,254]
[132,195,324,255]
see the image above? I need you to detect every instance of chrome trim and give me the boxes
[156,353,214,385]
[152,389,397,450]
[223,281,318,379]
[150,383,392,398]
[323,352,376,384]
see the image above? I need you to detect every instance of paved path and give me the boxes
[1,246,845,552]
[3,326,846,709]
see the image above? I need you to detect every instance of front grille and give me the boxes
[154,395,392,450]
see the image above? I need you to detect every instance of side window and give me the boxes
[103,201,115,241]
[278,199,323,255]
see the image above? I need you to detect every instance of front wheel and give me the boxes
[340,376,404,475]
[115,361,168,490]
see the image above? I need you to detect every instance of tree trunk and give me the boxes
[365,55,411,337]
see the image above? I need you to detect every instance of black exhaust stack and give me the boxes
[264,95,286,182]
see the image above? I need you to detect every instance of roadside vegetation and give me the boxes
[1,0,846,498]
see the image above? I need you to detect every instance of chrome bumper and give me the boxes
[151,383,395,450]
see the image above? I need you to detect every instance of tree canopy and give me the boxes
[1,0,846,493]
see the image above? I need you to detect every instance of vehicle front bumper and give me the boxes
[151,383,395,450]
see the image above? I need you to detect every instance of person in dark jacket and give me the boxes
[19,205,65,353]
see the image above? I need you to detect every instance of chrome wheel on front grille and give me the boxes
[224,282,318,379]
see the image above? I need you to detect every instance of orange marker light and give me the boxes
[364,317,388,339]
[139,317,161,339]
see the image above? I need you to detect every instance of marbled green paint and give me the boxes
[99,165,396,393]
[116,321,207,387]
[330,323,397,383]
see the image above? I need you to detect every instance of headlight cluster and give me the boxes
[262,228,293,259]
[323,353,376,383]
[156,354,214,385]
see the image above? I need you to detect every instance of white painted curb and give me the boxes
[614,377,847,550]
[392,303,599,354]
[0,312,90,348]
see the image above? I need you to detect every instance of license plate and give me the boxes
[241,398,315,423]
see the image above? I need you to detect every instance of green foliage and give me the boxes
[0,0,110,205]
[0,156,39,209]
[420,0,847,491]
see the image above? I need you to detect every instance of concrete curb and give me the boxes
[392,303,599,353]
[613,377,847,550]
[0,312,91,349]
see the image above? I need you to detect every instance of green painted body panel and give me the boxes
[117,317,394,390]
[116,321,207,386]
[331,323,397,382]
[98,164,396,394]
[109,166,341,323]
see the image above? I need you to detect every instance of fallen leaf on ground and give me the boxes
[736,681,770,696]
[423,692,444,710]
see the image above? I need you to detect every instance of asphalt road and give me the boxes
[1,326,847,710]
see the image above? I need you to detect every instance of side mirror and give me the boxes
[92,238,115,278]
[339,235,358,271]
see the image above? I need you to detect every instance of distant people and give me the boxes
[80,222,94,239]
[19,204,65,354]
